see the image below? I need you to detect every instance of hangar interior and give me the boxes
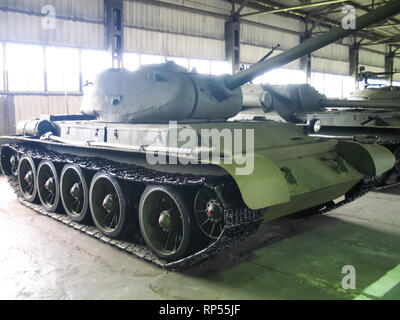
[0,0,400,300]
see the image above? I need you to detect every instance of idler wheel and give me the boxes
[37,160,61,212]
[139,185,192,261]
[17,155,38,203]
[194,187,225,239]
[60,164,90,222]
[89,172,128,238]
[10,154,19,177]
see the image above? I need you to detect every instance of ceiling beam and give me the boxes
[368,23,400,30]
[361,35,400,46]
[240,0,348,17]
[235,0,250,16]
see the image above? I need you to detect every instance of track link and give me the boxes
[1,141,380,269]
[2,142,264,270]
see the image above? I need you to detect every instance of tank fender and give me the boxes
[336,141,395,176]
[214,154,290,210]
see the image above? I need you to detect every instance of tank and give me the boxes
[1,1,399,269]
[350,70,400,101]
[239,80,400,186]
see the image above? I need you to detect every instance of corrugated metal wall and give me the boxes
[13,95,82,123]
[123,0,226,59]
[124,1,225,39]
[0,95,15,135]
[0,0,105,49]
[122,0,389,75]
[0,0,391,74]
[124,28,225,59]
[0,0,99,126]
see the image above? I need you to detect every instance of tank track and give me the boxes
[1,142,380,269]
[1,142,264,270]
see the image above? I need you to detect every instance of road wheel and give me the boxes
[139,185,192,261]
[60,164,90,222]
[89,172,129,238]
[37,160,61,212]
[17,155,38,203]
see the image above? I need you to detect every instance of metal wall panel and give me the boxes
[0,11,105,48]
[0,0,104,21]
[0,95,15,135]
[314,43,349,62]
[123,0,225,40]
[124,27,225,59]
[359,49,385,68]
[241,7,302,33]
[311,56,350,75]
[240,44,300,69]
[0,0,104,49]
[13,95,82,123]
[241,23,299,51]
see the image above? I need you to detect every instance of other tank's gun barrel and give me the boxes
[223,1,400,91]
[322,99,400,109]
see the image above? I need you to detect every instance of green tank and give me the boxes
[1,1,399,268]
[350,70,400,101]
[240,80,400,186]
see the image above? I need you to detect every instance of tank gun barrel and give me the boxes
[224,1,400,91]
[322,99,400,109]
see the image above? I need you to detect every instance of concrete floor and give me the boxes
[0,175,399,300]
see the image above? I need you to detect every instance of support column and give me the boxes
[3,43,8,91]
[105,0,124,68]
[385,49,395,86]
[300,32,312,84]
[225,19,240,74]
[349,43,360,90]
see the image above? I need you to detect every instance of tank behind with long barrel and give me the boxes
[1,1,400,268]
[239,82,400,186]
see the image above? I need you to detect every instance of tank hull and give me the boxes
[1,118,395,214]
[1,117,395,267]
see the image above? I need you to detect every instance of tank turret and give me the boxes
[82,0,400,123]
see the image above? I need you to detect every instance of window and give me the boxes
[167,57,189,70]
[46,47,80,92]
[0,43,3,90]
[210,61,231,75]
[7,43,44,91]
[311,72,325,95]
[189,59,210,74]
[289,69,307,84]
[263,69,278,85]
[324,73,343,99]
[140,54,165,66]
[342,76,356,98]
[123,53,140,71]
[366,78,388,87]
[81,50,112,85]
[312,72,352,99]
[252,75,264,84]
